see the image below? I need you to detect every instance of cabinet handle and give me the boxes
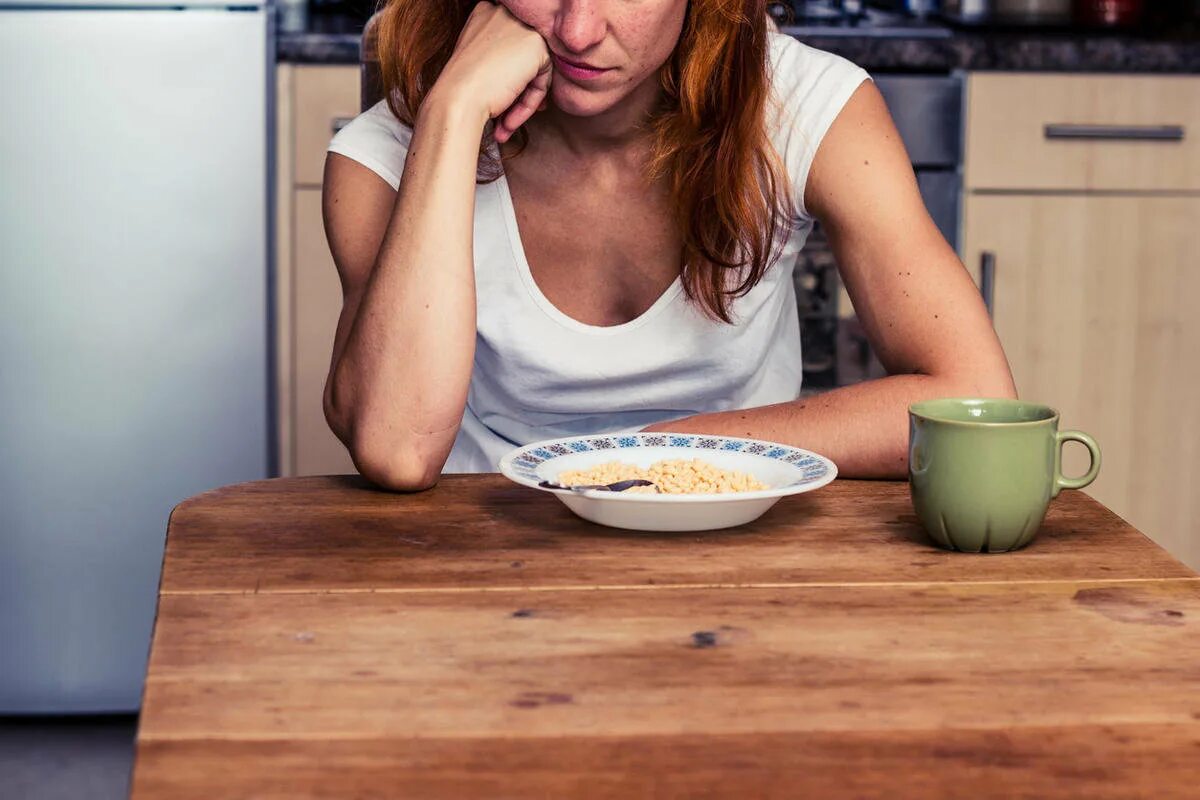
[980,251,996,319]
[1044,124,1185,142]
[331,116,355,135]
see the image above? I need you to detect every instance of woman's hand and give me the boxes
[430,2,553,144]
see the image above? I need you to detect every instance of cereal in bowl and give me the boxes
[557,458,768,495]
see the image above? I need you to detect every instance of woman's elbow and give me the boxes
[350,436,443,492]
[361,459,442,493]
[991,378,1019,400]
[918,350,1016,401]
[323,389,349,448]
[343,416,449,492]
[946,361,1017,401]
[977,354,1018,399]
[324,381,450,492]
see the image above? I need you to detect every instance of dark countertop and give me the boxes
[279,12,1200,73]
[277,12,362,65]
[796,30,1200,72]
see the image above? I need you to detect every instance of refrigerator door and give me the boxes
[0,8,269,712]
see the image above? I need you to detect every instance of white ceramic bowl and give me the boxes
[498,432,837,532]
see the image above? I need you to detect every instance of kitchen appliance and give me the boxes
[1073,0,1145,28]
[943,0,1076,24]
[796,74,964,389]
[770,0,951,35]
[994,0,1072,23]
[769,0,863,26]
[765,6,963,389]
[0,0,272,712]
[898,0,940,16]
[941,0,991,23]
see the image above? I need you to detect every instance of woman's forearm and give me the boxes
[642,372,1017,479]
[328,96,486,488]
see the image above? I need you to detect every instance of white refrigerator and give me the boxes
[0,0,272,712]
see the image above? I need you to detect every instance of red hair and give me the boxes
[376,0,792,323]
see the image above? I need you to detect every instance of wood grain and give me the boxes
[139,581,1200,739]
[964,73,1200,192]
[132,723,1200,800]
[157,477,1195,594]
[963,194,1200,571]
[134,580,1200,797]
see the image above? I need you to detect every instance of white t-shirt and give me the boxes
[328,33,869,473]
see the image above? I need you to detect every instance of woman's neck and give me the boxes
[520,74,664,160]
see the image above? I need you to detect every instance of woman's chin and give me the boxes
[549,84,619,118]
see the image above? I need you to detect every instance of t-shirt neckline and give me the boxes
[494,171,685,337]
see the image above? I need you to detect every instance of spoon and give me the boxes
[538,479,658,493]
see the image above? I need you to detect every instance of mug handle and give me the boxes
[1054,430,1102,497]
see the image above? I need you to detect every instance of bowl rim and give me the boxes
[498,432,838,503]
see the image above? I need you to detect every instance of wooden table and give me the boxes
[131,476,1200,798]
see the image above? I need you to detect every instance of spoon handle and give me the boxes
[538,479,656,493]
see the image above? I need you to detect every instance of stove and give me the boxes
[790,72,965,392]
[773,0,867,25]
[769,1,951,38]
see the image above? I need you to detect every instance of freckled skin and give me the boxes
[502,0,688,117]
[321,0,1017,488]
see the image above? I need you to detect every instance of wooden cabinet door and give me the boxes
[962,194,1200,569]
[292,189,356,476]
[278,64,360,477]
[293,65,361,187]
[965,74,1200,192]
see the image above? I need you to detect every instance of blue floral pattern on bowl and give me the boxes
[501,433,835,489]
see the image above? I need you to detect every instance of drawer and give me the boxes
[293,65,361,186]
[965,73,1200,192]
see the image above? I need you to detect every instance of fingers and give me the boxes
[493,94,534,144]
[528,57,552,114]
[528,55,553,95]
[493,74,551,144]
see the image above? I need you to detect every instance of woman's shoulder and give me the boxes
[326,99,415,191]
[764,33,871,212]
[766,32,871,121]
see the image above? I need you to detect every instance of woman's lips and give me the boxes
[551,53,611,83]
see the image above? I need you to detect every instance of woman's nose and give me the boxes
[554,0,607,55]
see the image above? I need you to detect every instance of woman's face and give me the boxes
[501,0,689,118]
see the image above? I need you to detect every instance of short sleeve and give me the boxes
[326,99,414,191]
[766,34,871,219]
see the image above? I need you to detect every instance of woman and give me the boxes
[322,0,1015,491]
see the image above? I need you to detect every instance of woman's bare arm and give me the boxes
[322,5,552,491]
[643,82,1016,478]
[322,100,484,491]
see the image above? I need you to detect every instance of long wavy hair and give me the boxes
[376,0,792,323]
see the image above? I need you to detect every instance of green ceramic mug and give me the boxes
[908,398,1101,553]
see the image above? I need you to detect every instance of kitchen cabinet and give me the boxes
[962,73,1200,569]
[964,73,1200,192]
[276,64,359,476]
